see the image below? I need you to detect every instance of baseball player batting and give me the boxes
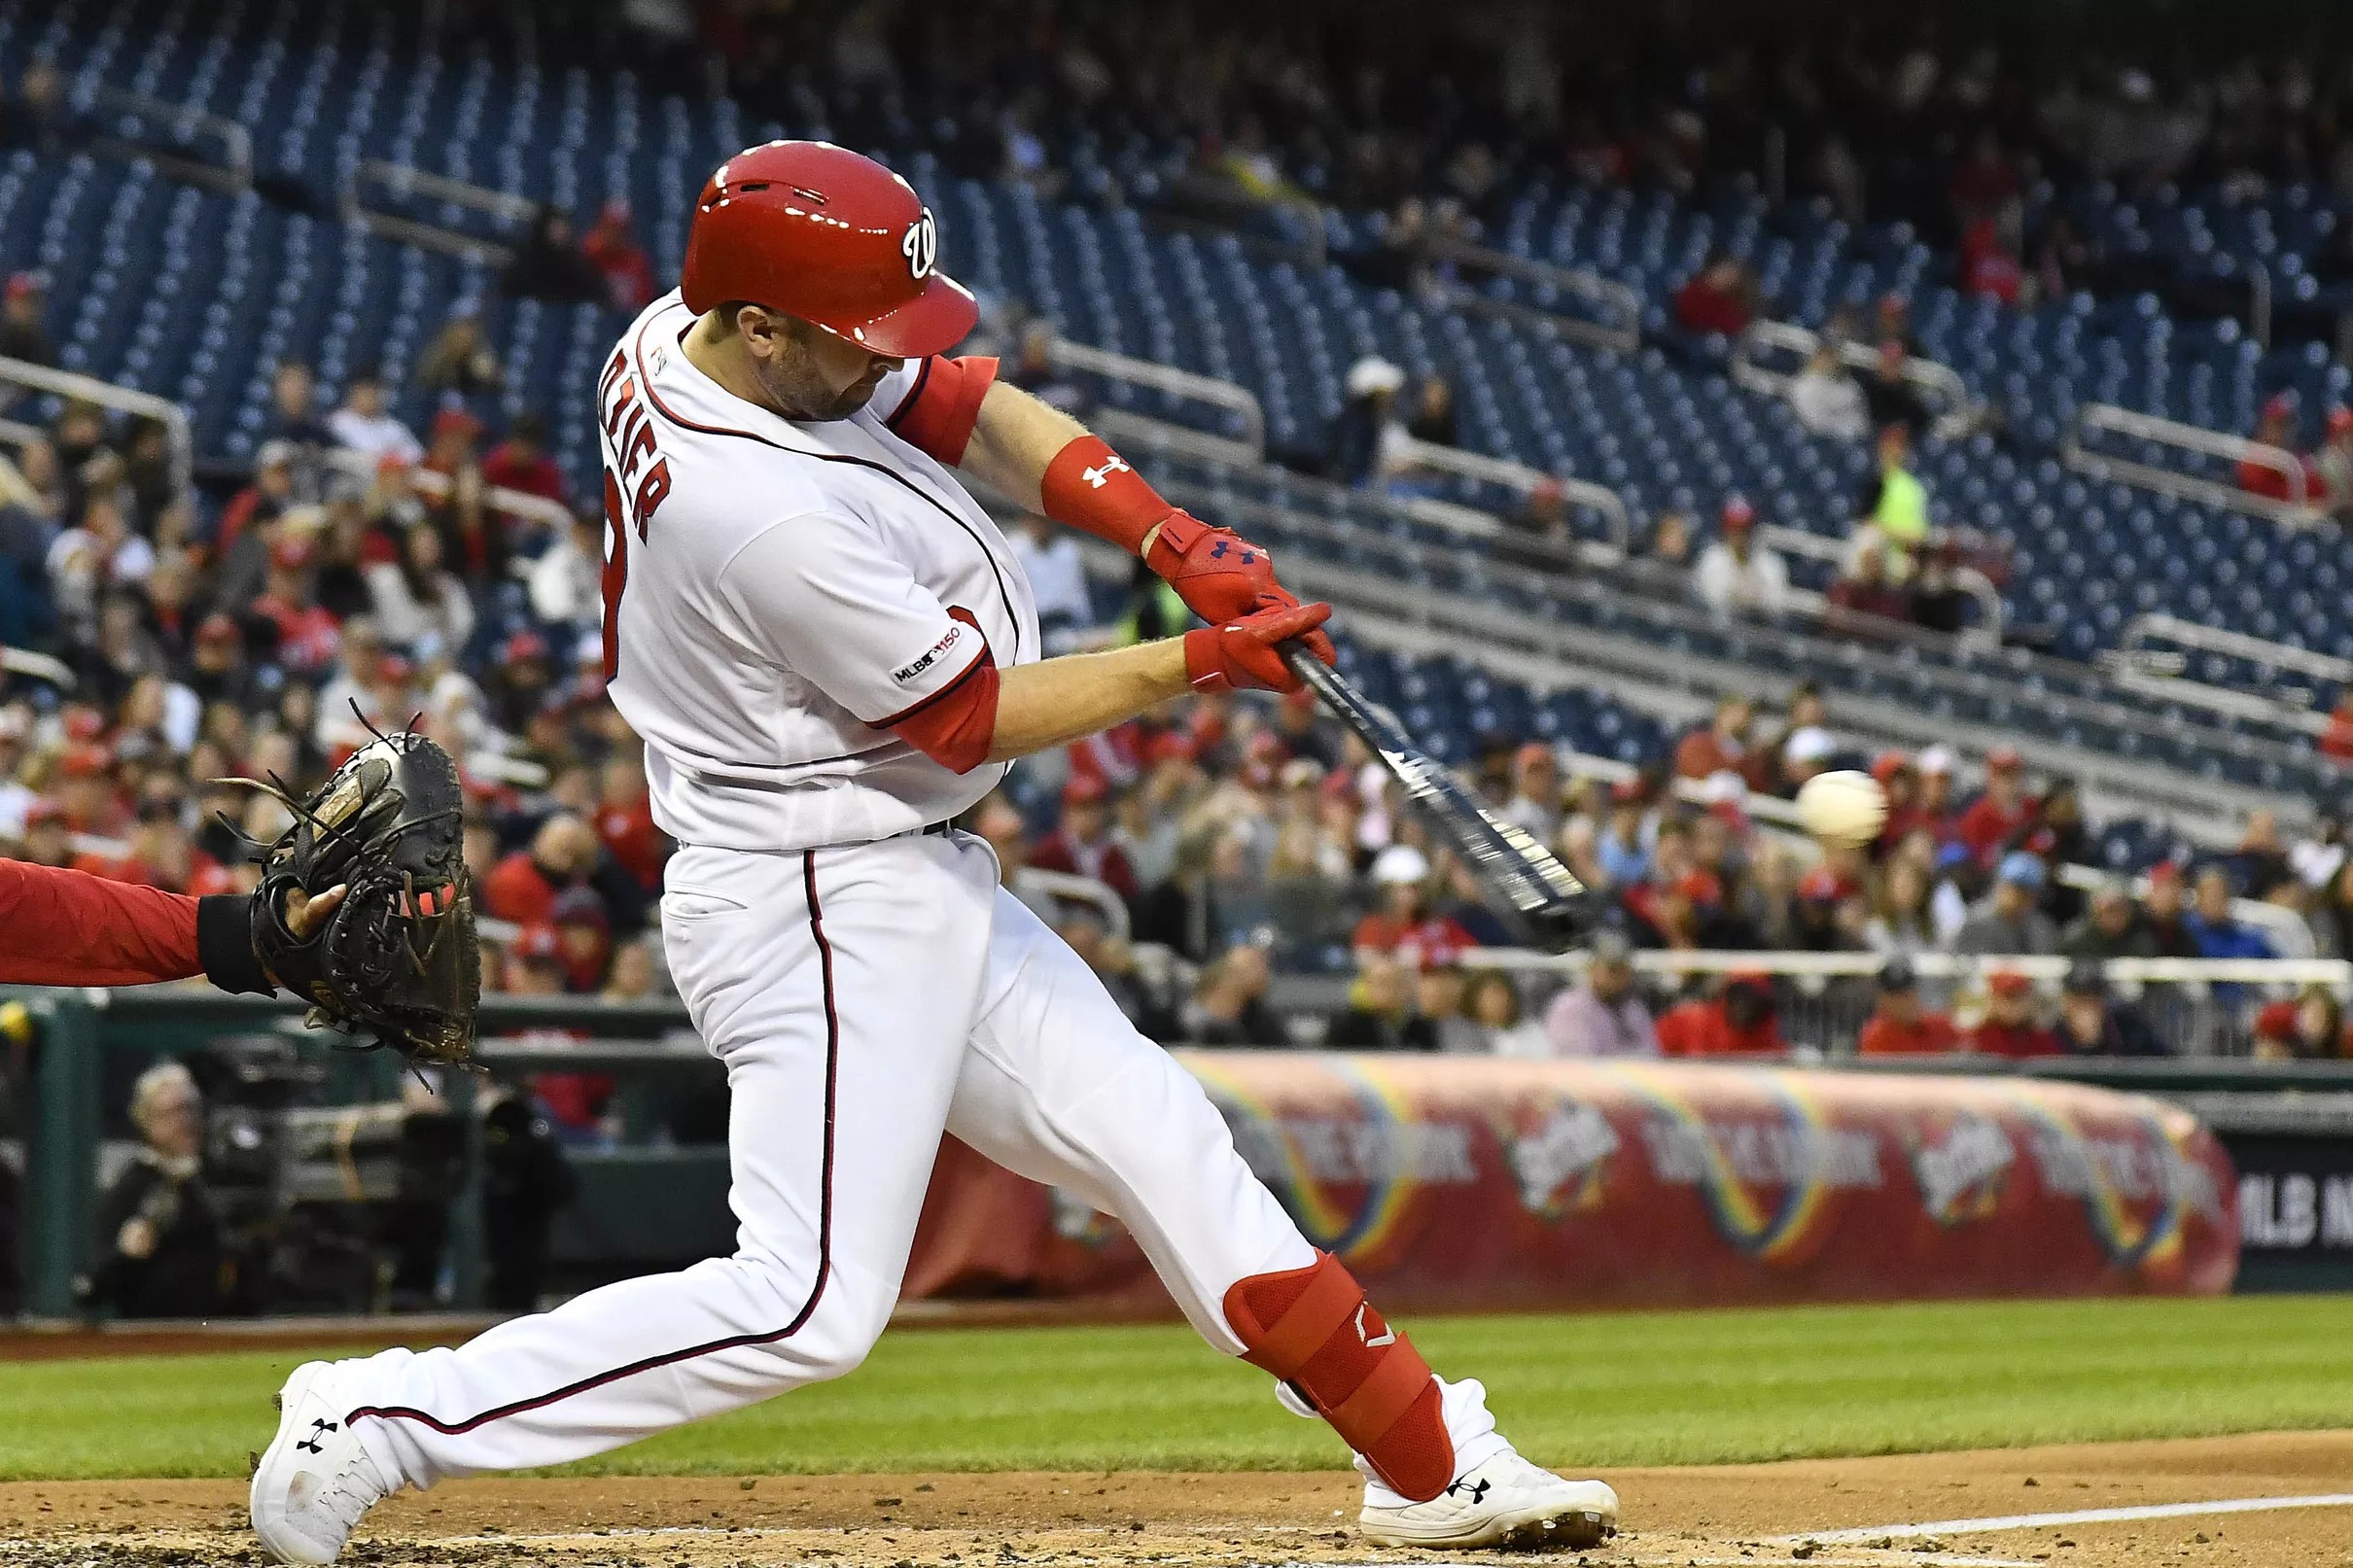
[249,141,1617,1562]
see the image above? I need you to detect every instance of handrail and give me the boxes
[1422,238,1642,354]
[2117,610,2352,685]
[2065,403,2318,523]
[0,355,192,501]
[1021,868,1130,940]
[1468,947,2353,987]
[88,85,252,193]
[318,446,573,532]
[2,645,76,689]
[1732,320,1977,440]
[1385,435,1631,553]
[341,158,534,264]
[1046,336,1265,460]
[1761,525,2005,648]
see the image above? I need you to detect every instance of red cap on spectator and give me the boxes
[1720,496,1755,530]
[2263,392,2295,421]
[1797,866,1844,902]
[4,272,37,301]
[502,630,549,665]
[59,743,112,779]
[1146,729,1196,766]
[1063,774,1109,808]
[1515,741,1553,767]
[62,706,106,743]
[1610,777,1646,805]
[26,798,67,826]
[2252,999,2299,1041]
[432,407,483,441]
[513,923,563,963]
[1870,749,1913,785]
[268,534,317,573]
[2148,859,2183,887]
[196,612,240,645]
[1673,869,1724,906]
[375,450,414,477]
[2331,407,2353,437]
[1987,970,2033,998]
[1985,745,2023,772]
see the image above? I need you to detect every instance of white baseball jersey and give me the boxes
[594,292,1039,854]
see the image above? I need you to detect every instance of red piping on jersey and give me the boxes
[627,315,1025,664]
[342,852,841,1437]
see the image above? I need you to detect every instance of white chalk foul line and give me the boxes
[1782,1490,2353,1544]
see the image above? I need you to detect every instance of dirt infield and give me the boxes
[1,1432,2346,1568]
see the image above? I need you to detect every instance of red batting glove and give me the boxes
[1181,601,1335,693]
[1147,511,1337,664]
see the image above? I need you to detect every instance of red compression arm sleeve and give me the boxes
[1039,435,1181,558]
[885,355,998,466]
[0,858,204,986]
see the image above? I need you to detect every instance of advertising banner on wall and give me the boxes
[902,1054,2238,1310]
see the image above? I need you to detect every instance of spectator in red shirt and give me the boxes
[1857,959,1960,1055]
[1959,216,2023,306]
[1029,775,1140,900]
[1966,970,2059,1058]
[581,198,656,311]
[1952,747,2035,867]
[1657,972,1784,1058]
[483,812,604,925]
[549,886,613,993]
[2324,691,2353,764]
[1672,254,1757,338]
[1872,749,1926,849]
[481,410,568,511]
[2237,394,2320,505]
[1351,843,1477,965]
[252,531,343,678]
[594,754,665,892]
[1673,693,1757,784]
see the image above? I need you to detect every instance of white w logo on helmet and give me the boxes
[901,211,938,281]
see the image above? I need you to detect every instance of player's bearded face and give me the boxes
[754,314,902,422]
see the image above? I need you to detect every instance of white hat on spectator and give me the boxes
[1698,768,1747,807]
[256,439,300,471]
[1371,843,1431,886]
[1347,357,1406,398]
[1917,744,1958,776]
[1782,726,1836,765]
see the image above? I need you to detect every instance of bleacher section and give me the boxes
[8,0,2353,831]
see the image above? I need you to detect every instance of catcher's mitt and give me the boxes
[245,729,479,1063]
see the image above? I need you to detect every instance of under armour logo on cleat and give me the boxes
[1354,1303,1395,1348]
[1446,1479,1492,1504]
[1080,457,1131,488]
[295,1418,338,1455]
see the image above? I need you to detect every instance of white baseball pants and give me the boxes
[337,830,1503,1495]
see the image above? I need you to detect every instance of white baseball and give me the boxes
[1795,769,1887,845]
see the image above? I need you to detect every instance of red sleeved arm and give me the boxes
[0,858,204,985]
[884,355,998,466]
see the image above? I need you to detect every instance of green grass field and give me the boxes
[3,1296,2347,1481]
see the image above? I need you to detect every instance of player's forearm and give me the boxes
[985,640,1192,762]
[0,858,270,993]
[959,380,1086,511]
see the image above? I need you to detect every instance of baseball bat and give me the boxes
[1282,645,1592,953]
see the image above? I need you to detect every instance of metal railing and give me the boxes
[87,85,252,193]
[1760,524,2006,648]
[2065,403,2320,524]
[1047,336,1265,462]
[2100,611,2345,739]
[1732,320,1977,440]
[1423,239,1643,354]
[0,355,193,501]
[1384,435,1632,553]
[341,158,536,264]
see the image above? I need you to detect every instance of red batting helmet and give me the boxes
[680,140,976,358]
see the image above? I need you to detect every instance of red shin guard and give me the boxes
[1223,1252,1454,1502]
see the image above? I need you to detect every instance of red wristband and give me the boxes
[1040,435,1177,556]
[1180,626,1230,692]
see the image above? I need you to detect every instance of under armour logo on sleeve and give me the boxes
[1080,456,1132,488]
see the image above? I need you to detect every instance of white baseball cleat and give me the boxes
[249,1360,390,1565]
[1359,1449,1619,1551]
